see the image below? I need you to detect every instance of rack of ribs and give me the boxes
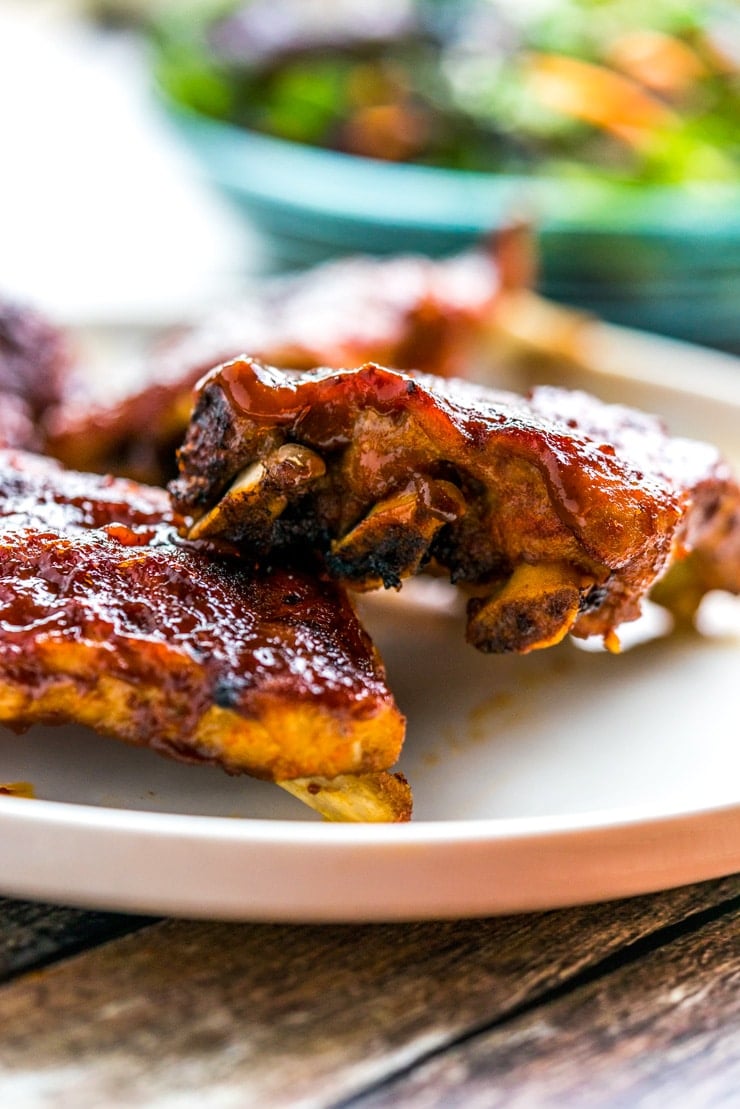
[171,359,740,654]
[45,240,519,484]
[0,450,409,820]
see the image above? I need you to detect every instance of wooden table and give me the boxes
[0,876,737,1106]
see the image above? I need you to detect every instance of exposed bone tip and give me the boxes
[278,771,413,823]
[271,443,326,485]
[187,445,326,541]
[331,477,467,589]
[467,561,589,654]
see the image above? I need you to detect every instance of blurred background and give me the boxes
[1,0,738,346]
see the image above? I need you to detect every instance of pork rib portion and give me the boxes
[0,298,73,450]
[172,360,740,653]
[0,451,406,789]
[46,244,511,484]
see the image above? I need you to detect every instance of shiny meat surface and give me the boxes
[172,360,740,653]
[0,451,404,781]
[45,244,512,483]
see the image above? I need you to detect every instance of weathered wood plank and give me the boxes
[0,876,736,1108]
[0,898,151,983]
[355,903,740,1109]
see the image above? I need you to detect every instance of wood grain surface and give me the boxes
[0,876,736,1108]
[0,898,150,984]
[355,904,740,1108]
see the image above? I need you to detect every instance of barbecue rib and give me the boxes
[0,298,73,450]
[45,242,518,484]
[172,360,740,653]
[0,451,409,818]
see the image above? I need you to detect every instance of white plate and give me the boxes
[0,327,738,921]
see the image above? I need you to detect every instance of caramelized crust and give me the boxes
[172,360,740,652]
[45,246,509,483]
[0,451,404,782]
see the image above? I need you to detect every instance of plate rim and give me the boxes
[2,789,740,843]
[1,792,738,921]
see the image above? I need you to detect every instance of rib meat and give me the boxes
[45,242,517,483]
[172,359,740,653]
[0,451,405,785]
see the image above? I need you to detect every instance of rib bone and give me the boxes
[329,478,466,589]
[467,561,591,654]
[279,771,413,823]
[188,444,326,543]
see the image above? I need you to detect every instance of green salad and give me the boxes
[154,0,740,184]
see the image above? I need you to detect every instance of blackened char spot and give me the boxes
[580,583,608,613]
[171,385,247,510]
[516,611,535,635]
[326,526,431,589]
[212,675,253,709]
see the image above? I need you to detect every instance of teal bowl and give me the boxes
[164,99,740,349]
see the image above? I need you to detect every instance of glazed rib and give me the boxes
[0,298,73,450]
[46,244,513,484]
[172,360,740,653]
[0,451,406,794]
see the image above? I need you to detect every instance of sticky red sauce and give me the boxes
[0,451,397,740]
